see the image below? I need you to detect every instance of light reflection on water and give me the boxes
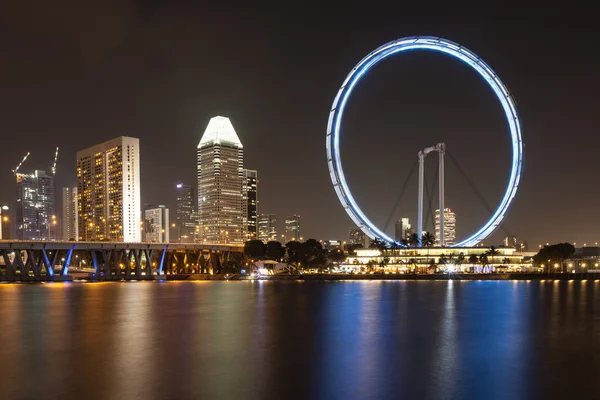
[0,280,599,399]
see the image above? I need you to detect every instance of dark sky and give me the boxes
[1,1,599,247]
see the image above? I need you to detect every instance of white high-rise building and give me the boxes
[435,208,456,247]
[197,116,244,244]
[144,205,169,243]
[285,214,301,242]
[76,136,141,242]
[62,187,78,241]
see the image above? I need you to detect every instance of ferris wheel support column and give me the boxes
[417,151,425,247]
[438,143,446,247]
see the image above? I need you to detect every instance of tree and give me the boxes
[479,255,489,273]
[328,248,346,263]
[502,257,510,265]
[244,240,266,260]
[408,233,420,248]
[485,246,501,266]
[422,231,435,265]
[532,243,575,272]
[304,239,328,272]
[266,241,285,261]
[468,254,479,272]
[285,241,305,267]
[346,243,362,255]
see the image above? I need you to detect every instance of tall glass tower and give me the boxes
[16,170,55,240]
[175,183,196,242]
[197,116,244,244]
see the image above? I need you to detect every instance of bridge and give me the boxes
[0,241,244,282]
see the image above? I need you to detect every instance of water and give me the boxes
[1,280,599,400]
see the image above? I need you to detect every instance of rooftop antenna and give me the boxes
[52,147,59,176]
[12,152,30,175]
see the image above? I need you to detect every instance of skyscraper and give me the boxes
[16,170,55,240]
[144,205,169,243]
[435,208,456,247]
[76,136,141,242]
[243,169,258,240]
[503,235,517,248]
[285,214,301,242]
[61,187,78,241]
[258,214,277,242]
[197,116,244,244]
[349,227,368,248]
[394,218,412,241]
[175,183,196,242]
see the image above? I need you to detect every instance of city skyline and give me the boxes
[1,5,599,246]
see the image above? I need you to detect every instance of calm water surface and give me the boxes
[1,280,599,400]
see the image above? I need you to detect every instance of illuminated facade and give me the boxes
[197,116,244,244]
[243,169,258,240]
[0,206,8,240]
[144,205,169,243]
[285,214,301,242]
[258,214,277,242]
[394,218,412,241]
[76,136,141,242]
[435,208,456,247]
[349,227,368,248]
[16,170,55,240]
[326,36,523,247]
[175,183,196,242]
[61,186,78,241]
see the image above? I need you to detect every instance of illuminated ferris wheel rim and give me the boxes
[326,36,523,247]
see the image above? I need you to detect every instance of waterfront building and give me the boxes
[76,136,141,242]
[61,187,78,241]
[394,218,412,241]
[285,214,301,242]
[144,205,169,243]
[175,183,197,242]
[197,116,244,244]
[243,169,258,240]
[258,214,277,242]
[435,208,456,246]
[16,170,56,240]
[347,247,535,273]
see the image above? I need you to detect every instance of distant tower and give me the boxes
[61,187,78,241]
[243,169,258,240]
[76,136,141,242]
[16,170,56,240]
[503,235,517,248]
[394,218,412,241]
[197,116,244,244]
[175,183,196,242]
[435,208,456,246]
[285,214,301,242]
[258,214,277,242]
[144,205,169,243]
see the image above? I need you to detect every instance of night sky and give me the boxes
[1,2,598,247]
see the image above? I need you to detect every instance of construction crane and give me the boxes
[52,147,59,176]
[12,152,30,175]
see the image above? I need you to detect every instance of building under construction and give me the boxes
[13,148,59,240]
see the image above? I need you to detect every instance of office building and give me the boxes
[435,208,456,246]
[394,218,412,241]
[349,227,368,248]
[285,214,301,242]
[197,116,244,244]
[243,169,258,240]
[503,235,518,248]
[258,214,277,242]
[61,187,78,241]
[16,170,56,240]
[175,183,197,242]
[76,136,141,242]
[144,205,169,243]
